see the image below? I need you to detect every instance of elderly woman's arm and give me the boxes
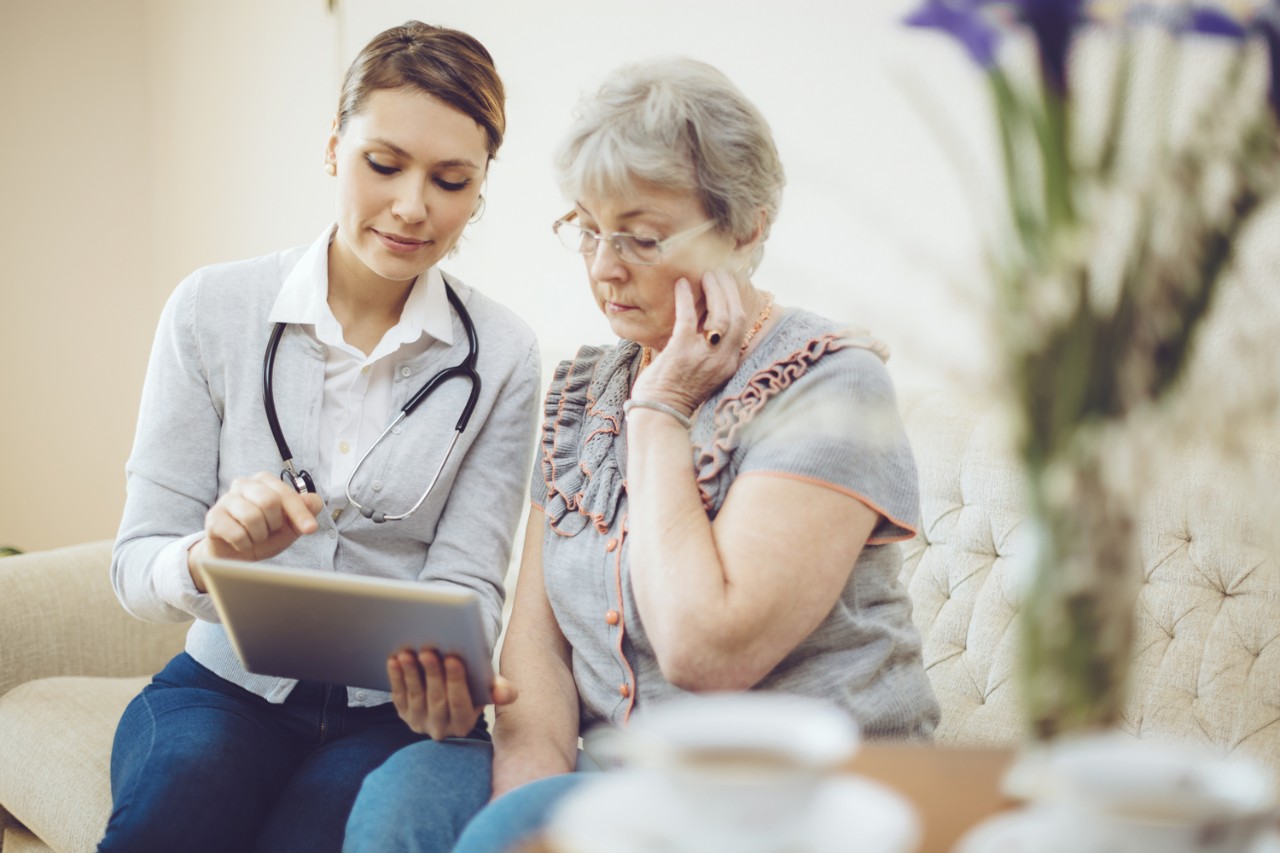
[625,412,878,691]
[625,272,889,692]
[490,507,581,798]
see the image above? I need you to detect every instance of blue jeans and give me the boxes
[452,772,590,853]
[343,739,497,852]
[350,745,596,853]
[99,652,488,853]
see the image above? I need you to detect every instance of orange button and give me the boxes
[619,683,631,698]
[605,610,620,626]
[605,538,619,552]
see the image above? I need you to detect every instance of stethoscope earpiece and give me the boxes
[263,280,480,522]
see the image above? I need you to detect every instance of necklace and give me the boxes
[639,289,774,370]
[740,290,774,353]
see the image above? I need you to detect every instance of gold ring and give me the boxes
[704,328,724,346]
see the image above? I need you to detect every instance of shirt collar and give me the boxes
[267,224,455,349]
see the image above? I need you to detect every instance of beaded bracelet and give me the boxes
[623,398,693,429]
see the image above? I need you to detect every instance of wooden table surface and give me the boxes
[847,742,1017,852]
[526,742,1018,852]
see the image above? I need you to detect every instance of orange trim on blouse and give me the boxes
[733,469,919,544]
[613,513,637,724]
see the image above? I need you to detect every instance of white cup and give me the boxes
[1018,734,1277,853]
[585,692,861,852]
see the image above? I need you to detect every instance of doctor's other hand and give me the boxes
[389,648,518,740]
[188,472,325,591]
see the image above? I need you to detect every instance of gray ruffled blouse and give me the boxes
[530,307,940,739]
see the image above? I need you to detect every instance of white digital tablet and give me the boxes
[198,557,494,704]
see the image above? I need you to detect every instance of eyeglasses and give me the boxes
[552,211,716,265]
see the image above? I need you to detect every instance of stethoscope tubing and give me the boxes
[262,321,313,493]
[262,280,481,522]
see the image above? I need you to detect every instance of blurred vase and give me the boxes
[1018,440,1141,740]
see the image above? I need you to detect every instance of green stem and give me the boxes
[990,69,1042,278]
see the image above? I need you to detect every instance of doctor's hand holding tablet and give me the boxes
[387,647,518,741]
[189,469,516,742]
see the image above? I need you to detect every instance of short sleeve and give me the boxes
[700,344,920,544]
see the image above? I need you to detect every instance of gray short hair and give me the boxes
[555,57,785,272]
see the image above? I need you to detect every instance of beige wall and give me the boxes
[0,0,336,551]
[1,0,151,551]
[3,0,1001,552]
[12,3,1267,554]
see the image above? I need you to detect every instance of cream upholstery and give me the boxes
[899,390,1280,783]
[0,542,186,852]
[1127,437,1280,763]
[899,392,1027,747]
[2,393,1277,851]
[0,678,146,852]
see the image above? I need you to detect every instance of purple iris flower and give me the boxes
[1187,7,1248,38]
[1124,3,1274,119]
[904,0,1087,93]
[904,0,1003,69]
[1010,0,1088,94]
[1124,3,1246,38]
[1253,2,1280,118]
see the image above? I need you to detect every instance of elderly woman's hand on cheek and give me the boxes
[631,269,748,417]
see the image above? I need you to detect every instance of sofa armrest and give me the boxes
[0,540,188,697]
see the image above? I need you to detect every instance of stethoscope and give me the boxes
[262,281,481,523]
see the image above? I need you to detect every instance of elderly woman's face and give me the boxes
[576,182,737,351]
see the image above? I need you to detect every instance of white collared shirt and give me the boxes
[267,224,455,501]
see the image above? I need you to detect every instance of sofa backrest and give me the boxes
[897,390,1280,782]
[0,540,187,696]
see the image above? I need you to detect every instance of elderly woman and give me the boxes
[345,56,938,852]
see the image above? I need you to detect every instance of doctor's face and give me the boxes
[326,87,488,287]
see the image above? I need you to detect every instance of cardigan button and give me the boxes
[605,610,620,626]
[605,538,619,552]
[619,683,631,698]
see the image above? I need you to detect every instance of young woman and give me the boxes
[100,22,538,853]
[347,56,938,853]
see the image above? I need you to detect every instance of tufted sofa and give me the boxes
[0,541,187,852]
[898,390,1280,775]
[2,389,1278,851]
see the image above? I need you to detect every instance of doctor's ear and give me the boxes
[323,118,340,176]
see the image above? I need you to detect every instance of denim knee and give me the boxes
[452,773,589,853]
[101,684,288,852]
[343,738,493,853]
